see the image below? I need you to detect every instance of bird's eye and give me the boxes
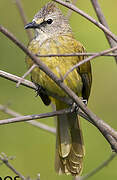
[46,19,53,24]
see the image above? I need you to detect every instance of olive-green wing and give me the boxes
[75,41,92,100]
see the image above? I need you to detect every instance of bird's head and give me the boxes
[25,2,71,39]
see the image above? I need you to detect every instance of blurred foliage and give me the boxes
[0,0,117,180]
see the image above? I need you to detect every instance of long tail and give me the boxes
[55,101,85,176]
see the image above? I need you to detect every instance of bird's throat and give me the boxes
[34,30,50,45]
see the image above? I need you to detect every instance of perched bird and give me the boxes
[25,2,92,176]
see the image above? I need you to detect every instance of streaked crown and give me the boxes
[34,2,61,19]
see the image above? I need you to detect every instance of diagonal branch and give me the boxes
[53,0,117,42]
[0,70,36,90]
[91,0,117,63]
[0,154,25,180]
[0,25,117,152]
[16,64,37,87]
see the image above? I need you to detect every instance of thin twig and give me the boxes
[63,45,117,80]
[80,153,116,180]
[0,70,36,90]
[0,25,117,152]
[0,106,70,125]
[0,104,91,128]
[53,0,117,42]
[16,64,37,87]
[36,52,117,58]
[0,154,26,180]
[0,104,56,134]
[91,0,117,63]
[15,0,33,40]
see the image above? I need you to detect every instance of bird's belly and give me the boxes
[31,61,83,97]
[26,36,84,98]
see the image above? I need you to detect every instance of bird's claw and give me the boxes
[70,99,87,113]
[82,99,87,105]
[70,102,79,113]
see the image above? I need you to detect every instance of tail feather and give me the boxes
[58,113,71,158]
[55,101,84,176]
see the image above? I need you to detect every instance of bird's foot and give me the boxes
[82,99,87,105]
[70,98,87,113]
[70,102,79,113]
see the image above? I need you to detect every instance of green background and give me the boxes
[0,0,117,179]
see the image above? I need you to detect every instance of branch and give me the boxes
[0,70,72,105]
[36,52,117,57]
[0,69,111,132]
[63,45,117,80]
[15,0,33,40]
[0,26,117,152]
[91,0,117,63]
[0,85,116,152]
[0,153,25,180]
[0,70,36,90]
[0,105,70,125]
[0,104,56,134]
[0,104,92,131]
[1,103,115,152]
[0,69,99,128]
[80,153,116,180]
[16,64,37,87]
[53,0,117,42]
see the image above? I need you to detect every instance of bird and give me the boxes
[25,2,92,176]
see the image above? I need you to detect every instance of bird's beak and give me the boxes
[24,21,39,29]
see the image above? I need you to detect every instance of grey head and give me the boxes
[25,2,72,39]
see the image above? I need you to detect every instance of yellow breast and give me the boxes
[26,34,85,97]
